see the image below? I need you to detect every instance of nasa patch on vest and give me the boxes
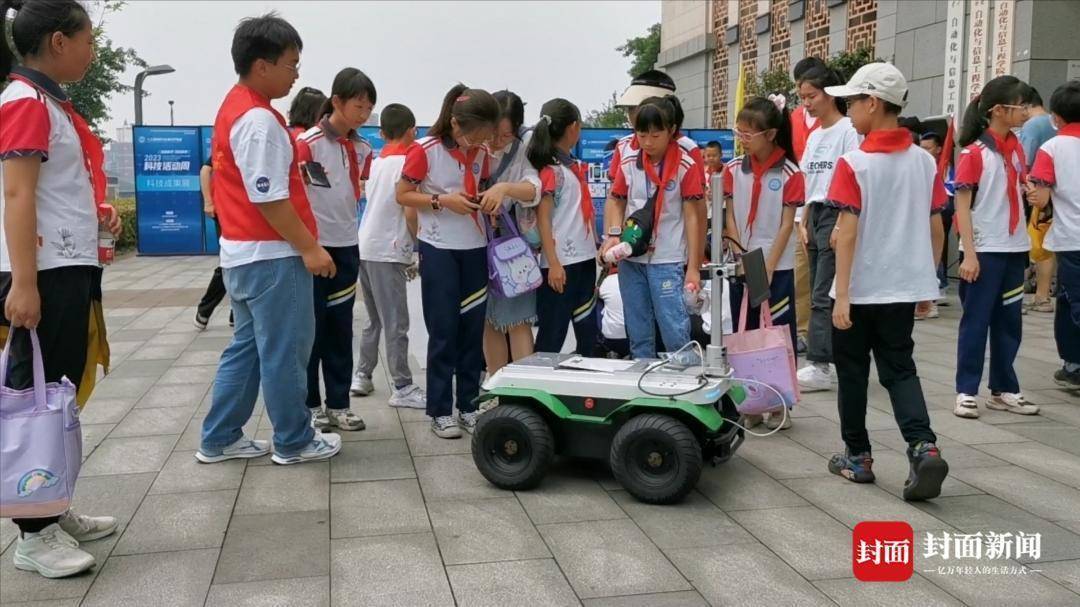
[768,178,782,191]
[473,162,481,175]
[665,179,677,192]
[255,176,271,194]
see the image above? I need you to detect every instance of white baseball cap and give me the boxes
[825,62,909,108]
[616,69,677,107]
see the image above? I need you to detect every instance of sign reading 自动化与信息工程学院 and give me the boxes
[943,0,965,118]
[991,0,1015,78]
[966,0,990,101]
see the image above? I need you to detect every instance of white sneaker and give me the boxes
[459,410,479,433]
[797,364,837,392]
[271,433,342,465]
[193,312,209,331]
[195,436,271,463]
[925,302,939,319]
[431,415,462,439]
[739,414,764,429]
[58,511,117,543]
[325,408,366,431]
[389,384,427,409]
[986,392,1040,415]
[764,410,792,430]
[350,374,375,396]
[311,408,330,429]
[954,393,979,419]
[13,524,95,579]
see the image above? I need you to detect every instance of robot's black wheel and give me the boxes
[471,404,554,491]
[610,414,702,504]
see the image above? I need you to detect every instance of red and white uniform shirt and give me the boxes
[954,131,1030,253]
[610,145,705,264]
[401,136,490,250]
[826,128,948,304]
[538,156,598,268]
[0,68,97,271]
[608,132,705,188]
[723,151,804,271]
[358,143,413,264]
[1029,123,1080,253]
[296,119,373,247]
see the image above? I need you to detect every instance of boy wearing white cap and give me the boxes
[822,63,949,501]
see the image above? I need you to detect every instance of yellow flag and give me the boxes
[733,67,746,155]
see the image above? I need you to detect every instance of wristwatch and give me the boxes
[607,227,622,237]
[430,194,441,211]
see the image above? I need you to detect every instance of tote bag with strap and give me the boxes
[725,292,800,415]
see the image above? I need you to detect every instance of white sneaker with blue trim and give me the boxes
[195,436,271,463]
[271,433,342,465]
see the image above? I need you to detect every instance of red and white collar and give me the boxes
[860,128,913,153]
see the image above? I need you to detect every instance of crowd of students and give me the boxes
[2,3,1079,579]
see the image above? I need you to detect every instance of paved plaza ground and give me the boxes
[1,254,1079,606]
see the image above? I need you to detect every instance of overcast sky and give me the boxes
[97,0,660,136]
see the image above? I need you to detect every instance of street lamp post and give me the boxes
[134,64,175,125]
[168,100,175,126]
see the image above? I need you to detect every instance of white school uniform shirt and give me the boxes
[598,274,626,339]
[488,129,543,244]
[538,156,599,268]
[0,70,97,271]
[954,131,1031,253]
[401,136,489,250]
[608,132,706,186]
[723,151,805,271]
[800,117,860,205]
[826,128,948,304]
[610,145,705,264]
[296,119,373,247]
[1029,123,1080,252]
[358,143,413,263]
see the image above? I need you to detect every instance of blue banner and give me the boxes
[199,126,219,254]
[133,126,206,255]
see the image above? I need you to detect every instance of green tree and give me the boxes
[744,66,796,102]
[825,46,879,82]
[617,23,661,78]
[583,91,627,128]
[64,1,146,138]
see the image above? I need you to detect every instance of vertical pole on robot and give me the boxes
[705,171,729,377]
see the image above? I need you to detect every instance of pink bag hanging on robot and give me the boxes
[725,292,800,415]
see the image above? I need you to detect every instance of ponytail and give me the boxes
[526,98,580,171]
[958,75,1032,146]
[428,83,500,140]
[666,94,685,133]
[737,95,796,162]
[1,0,90,81]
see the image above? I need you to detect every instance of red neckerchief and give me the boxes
[320,118,361,201]
[859,128,913,153]
[444,139,484,233]
[570,160,594,235]
[10,74,106,206]
[641,140,683,235]
[1059,123,1080,138]
[746,147,786,238]
[380,142,410,157]
[985,129,1022,235]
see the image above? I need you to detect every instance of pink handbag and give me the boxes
[726,293,800,415]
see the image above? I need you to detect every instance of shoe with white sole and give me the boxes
[194,312,209,331]
[739,414,764,429]
[58,511,117,543]
[311,407,330,429]
[764,410,792,430]
[953,393,979,418]
[271,433,342,465]
[389,384,427,409]
[13,524,95,579]
[986,392,1040,415]
[195,436,271,463]
[797,364,837,392]
[350,374,375,396]
[325,408,366,431]
[459,410,479,433]
[431,415,462,439]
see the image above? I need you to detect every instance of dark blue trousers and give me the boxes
[307,245,361,409]
[729,268,797,349]
[1056,250,1080,366]
[419,241,487,418]
[536,259,598,355]
[956,251,1026,395]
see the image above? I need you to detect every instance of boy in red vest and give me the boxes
[197,14,341,466]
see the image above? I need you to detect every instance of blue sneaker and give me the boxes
[828,450,875,483]
[270,433,342,465]
[195,436,270,463]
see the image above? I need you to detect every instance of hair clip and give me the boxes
[767,93,787,112]
[455,95,470,103]
[540,115,552,124]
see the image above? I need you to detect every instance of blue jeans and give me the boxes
[202,256,316,457]
[618,260,690,359]
[1056,250,1080,365]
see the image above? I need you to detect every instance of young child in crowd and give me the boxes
[287,86,326,140]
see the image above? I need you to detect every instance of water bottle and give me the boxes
[683,282,704,314]
[97,204,115,265]
[602,241,632,263]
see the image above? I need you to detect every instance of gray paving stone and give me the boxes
[0,519,16,554]
[114,489,235,555]
[1034,560,1080,595]
[337,407,404,442]
[429,497,550,565]
[174,348,224,366]
[973,441,1080,489]
[537,518,691,599]
[952,465,1080,522]
[103,358,173,379]
[414,454,506,501]
[157,364,218,385]
[215,510,330,584]
[915,552,1079,606]
[80,435,177,476]
[667,542,834,606]
[1005,423,1080,457]
[695,457,810,511]
[330,479,430,538]
[186,335,233,352]
[1,600,82,607]
[90,375,157,400]
[126,343,186,361]
[235,462,329,514]
[331,532,454,607]
[730,434,833,479]
[78,397,137,424]
[81,548,217,607]
[926,411,1029,444]
[150,450,246,494]
[781,477,955,532]
[581,591,709,607]
[329,439,416,482]
[134,382,209,409]
[80,423,115,455]
[447,559,580,607]
[866,430,1010,469]
[204,576,330,607]
[610,490,756,550]
[813,575,964,606]
[402,421,472,456]
[728,506,852,580]
[109,404,195,437]
[516,473,625,525]
[863,449,986,499]
[1039,403,1080,427]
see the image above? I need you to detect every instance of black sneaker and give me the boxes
[1053,367,1080,389]
[194,312,209,330]
[903,441,949,501]
[828,450,875,483]
[228,311,235,328]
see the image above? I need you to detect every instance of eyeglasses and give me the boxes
[732,127,774,142]
[273,60,300,74]
[999,104,1031,112]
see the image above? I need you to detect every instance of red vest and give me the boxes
[211,84,318,242]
